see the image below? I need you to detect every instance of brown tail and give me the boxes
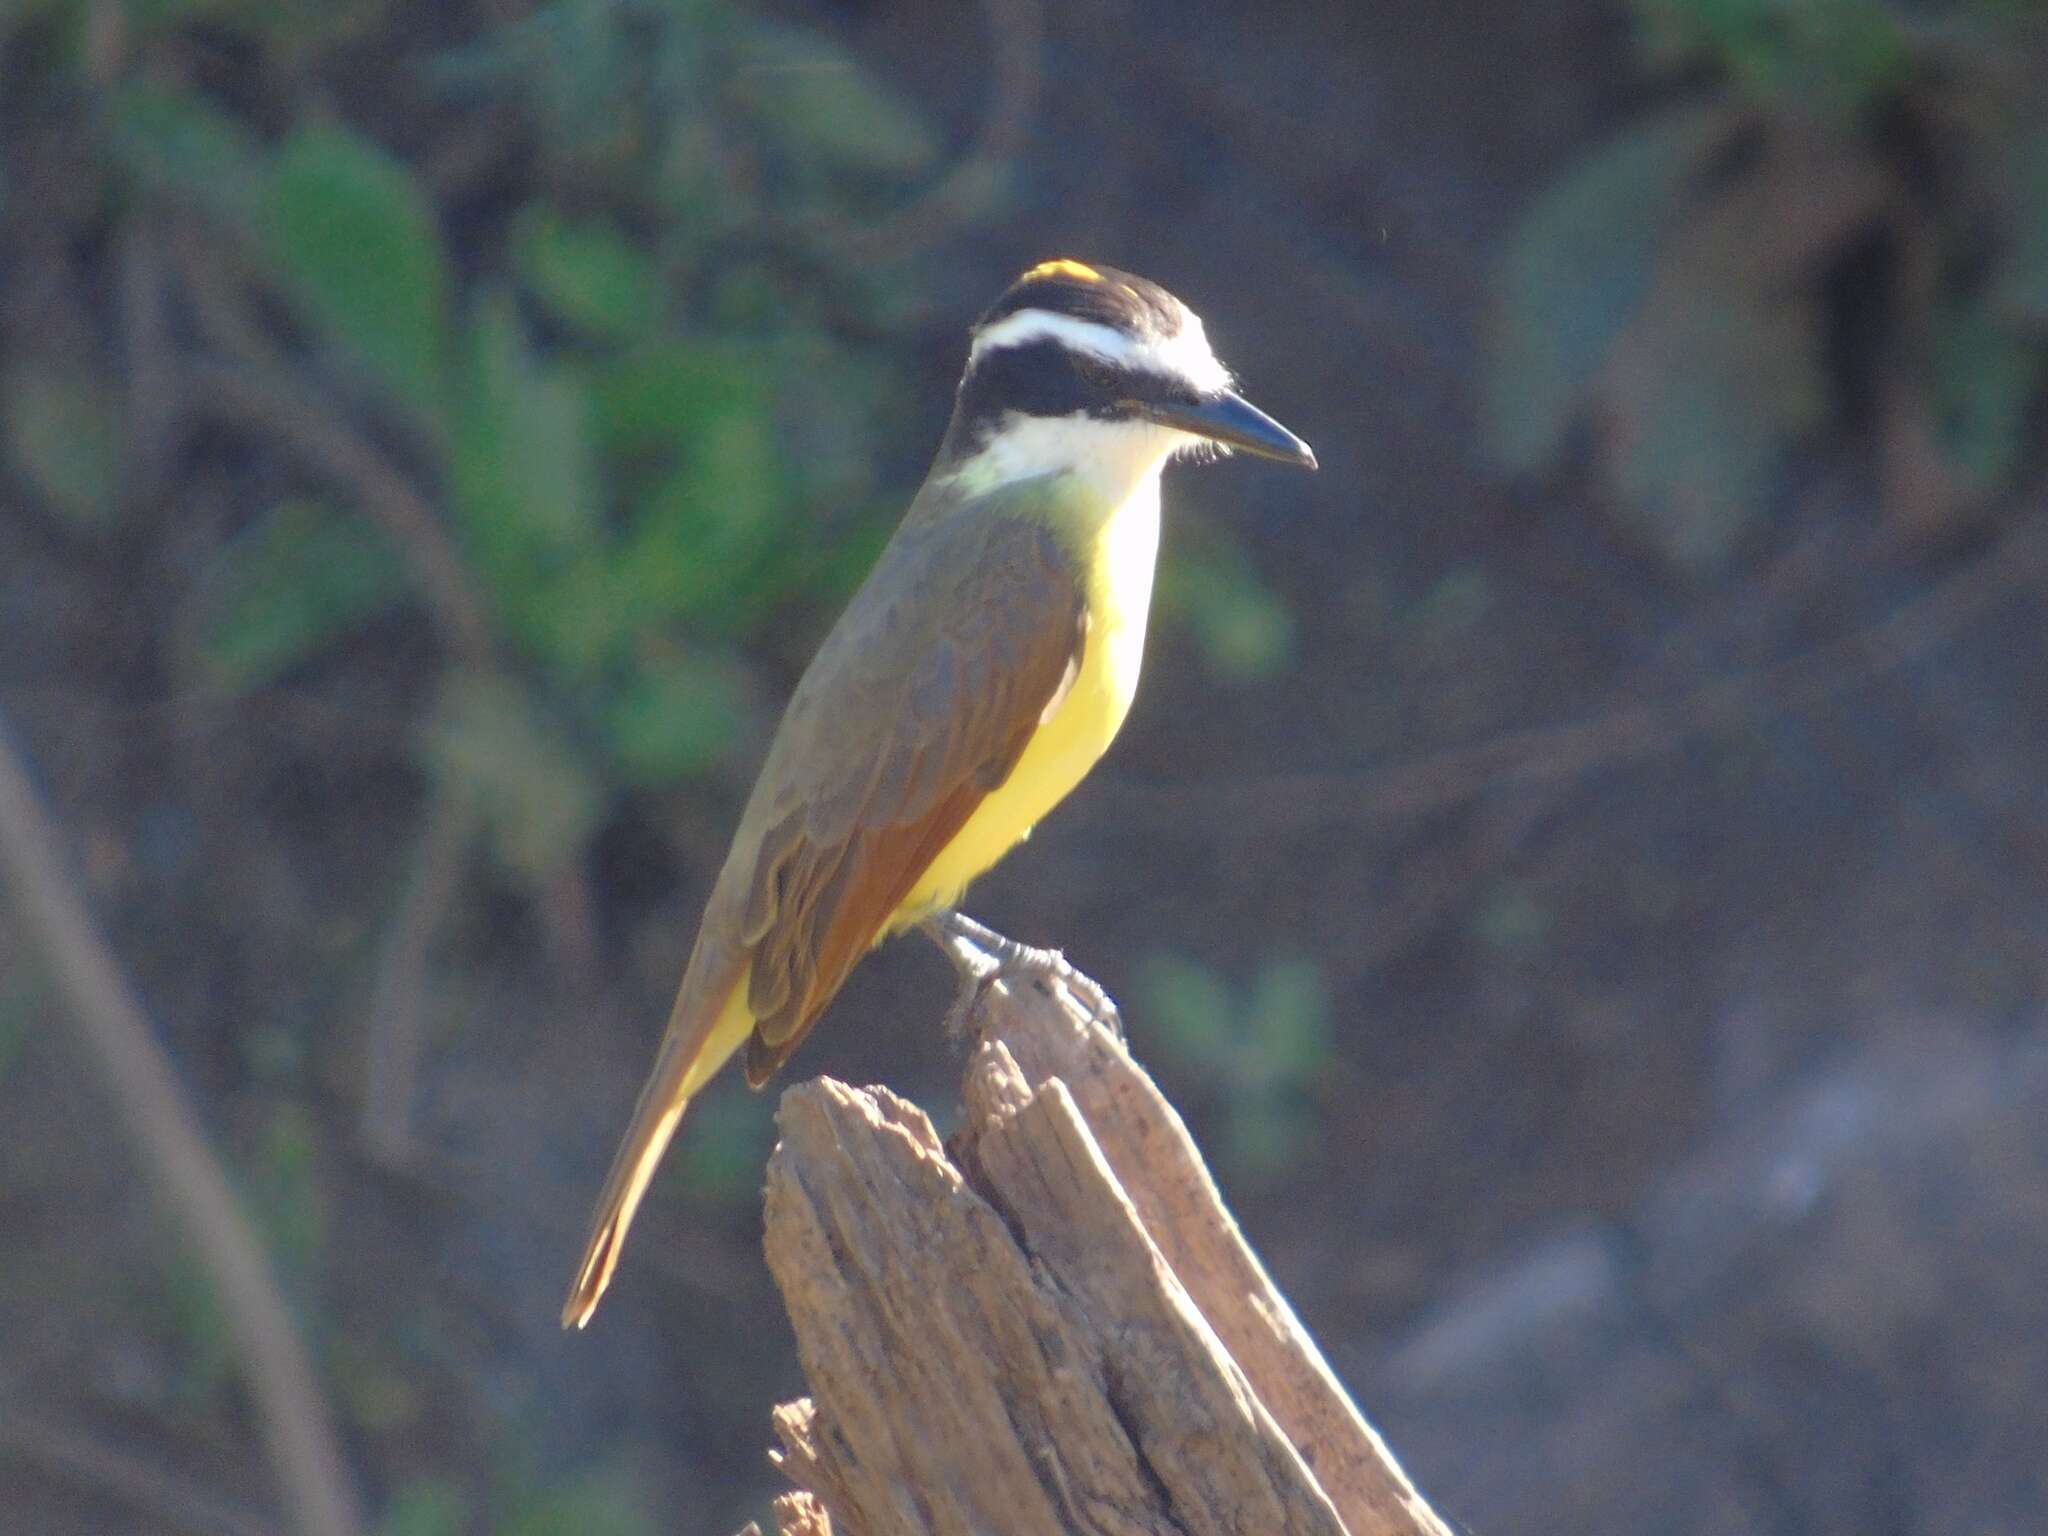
[561,980,753,1328]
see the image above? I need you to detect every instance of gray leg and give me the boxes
[918,910,1123,1041]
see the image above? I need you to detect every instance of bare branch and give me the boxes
[0,709,364,1536]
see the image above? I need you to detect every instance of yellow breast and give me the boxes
[893,477,1161,925]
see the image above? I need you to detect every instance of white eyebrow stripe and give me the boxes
[968,305,1235,395]
[968,309,1136,365]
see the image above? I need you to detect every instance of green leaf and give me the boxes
[1137,952,1236,1073]
[1246,959,1331,1085]
[1603,276,1823,574]
[194,498,405,691]
[734,21,938,176]
[268,120,453,423]
[106,81,266,224]
[456,298,599,550]
[512,206,661,343]
[426,673,602,885]
[1484,102,1734,471]
[1158,546,1294,684]
[2,362,121,527]
[1931,301,2043,497]
[587,340,767,465]
[524,556,641,679]
[589,340,816,639]
[620,397,789,637]
[604,650,747,783]
[451,296,602,652]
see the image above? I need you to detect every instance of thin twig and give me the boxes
[359,779,480,1167]
[116,216,180,505]
[177,250,601,978]
[1310,517,1867,982]
[184,358,497,667]
[817,0,1043,263]
[0,708,365,1536]
[169,222,493,666]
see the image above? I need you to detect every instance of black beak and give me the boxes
[1135,389,1317,469]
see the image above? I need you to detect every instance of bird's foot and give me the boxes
[919,910,1123,1043]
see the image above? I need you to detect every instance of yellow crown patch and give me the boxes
[1020,258,1103,284]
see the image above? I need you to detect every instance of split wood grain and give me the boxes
[748,967,1454,1536]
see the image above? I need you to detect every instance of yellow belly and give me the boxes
[890,480,1160,927]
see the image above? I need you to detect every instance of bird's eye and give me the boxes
[1074,354,1118,389]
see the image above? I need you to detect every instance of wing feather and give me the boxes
[731,502,1085,1086]
[563,486,1088,1326]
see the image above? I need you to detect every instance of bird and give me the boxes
[562,258,1316,1328]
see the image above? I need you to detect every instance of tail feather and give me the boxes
[561,981,753,1329]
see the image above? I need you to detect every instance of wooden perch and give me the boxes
[745,963,1454,1536]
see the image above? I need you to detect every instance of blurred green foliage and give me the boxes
[247,1100,327,1283]
[0,0,987,1525]
[194,499,406,691]
[379,1463,652,1536]
[5,0,1284,919]
[1632,0,1914,116]
[2,361,122,528]
[1486,0,2048,571]
[1138,951,1332,1183]
[0,0,1306,1525]
[675,1084,778,1206]
[270,121,457,424]
[1157,521,1297,685]
[1485,102,1737,482]
[381,1478,471,1536]
[499,1464,656,1536]
[147,1099,329,1413]
[156,1245,236,1410]
[106,79,269,223]
[0,0,952,901]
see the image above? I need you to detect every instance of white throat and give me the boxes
[945,411,1193,506]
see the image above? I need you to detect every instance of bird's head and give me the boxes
[940,259,1316,495]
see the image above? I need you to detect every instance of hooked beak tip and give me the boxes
[1137,389,1316,469]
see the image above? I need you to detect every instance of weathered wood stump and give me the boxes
[744,963,1453,1536]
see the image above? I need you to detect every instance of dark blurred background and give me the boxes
[4,0,2047,1531]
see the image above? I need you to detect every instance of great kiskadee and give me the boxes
[562,258,1315,1327]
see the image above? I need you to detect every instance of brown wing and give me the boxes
[726,496,1086,1087]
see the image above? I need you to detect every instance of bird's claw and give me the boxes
[920,910,1124,1043]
